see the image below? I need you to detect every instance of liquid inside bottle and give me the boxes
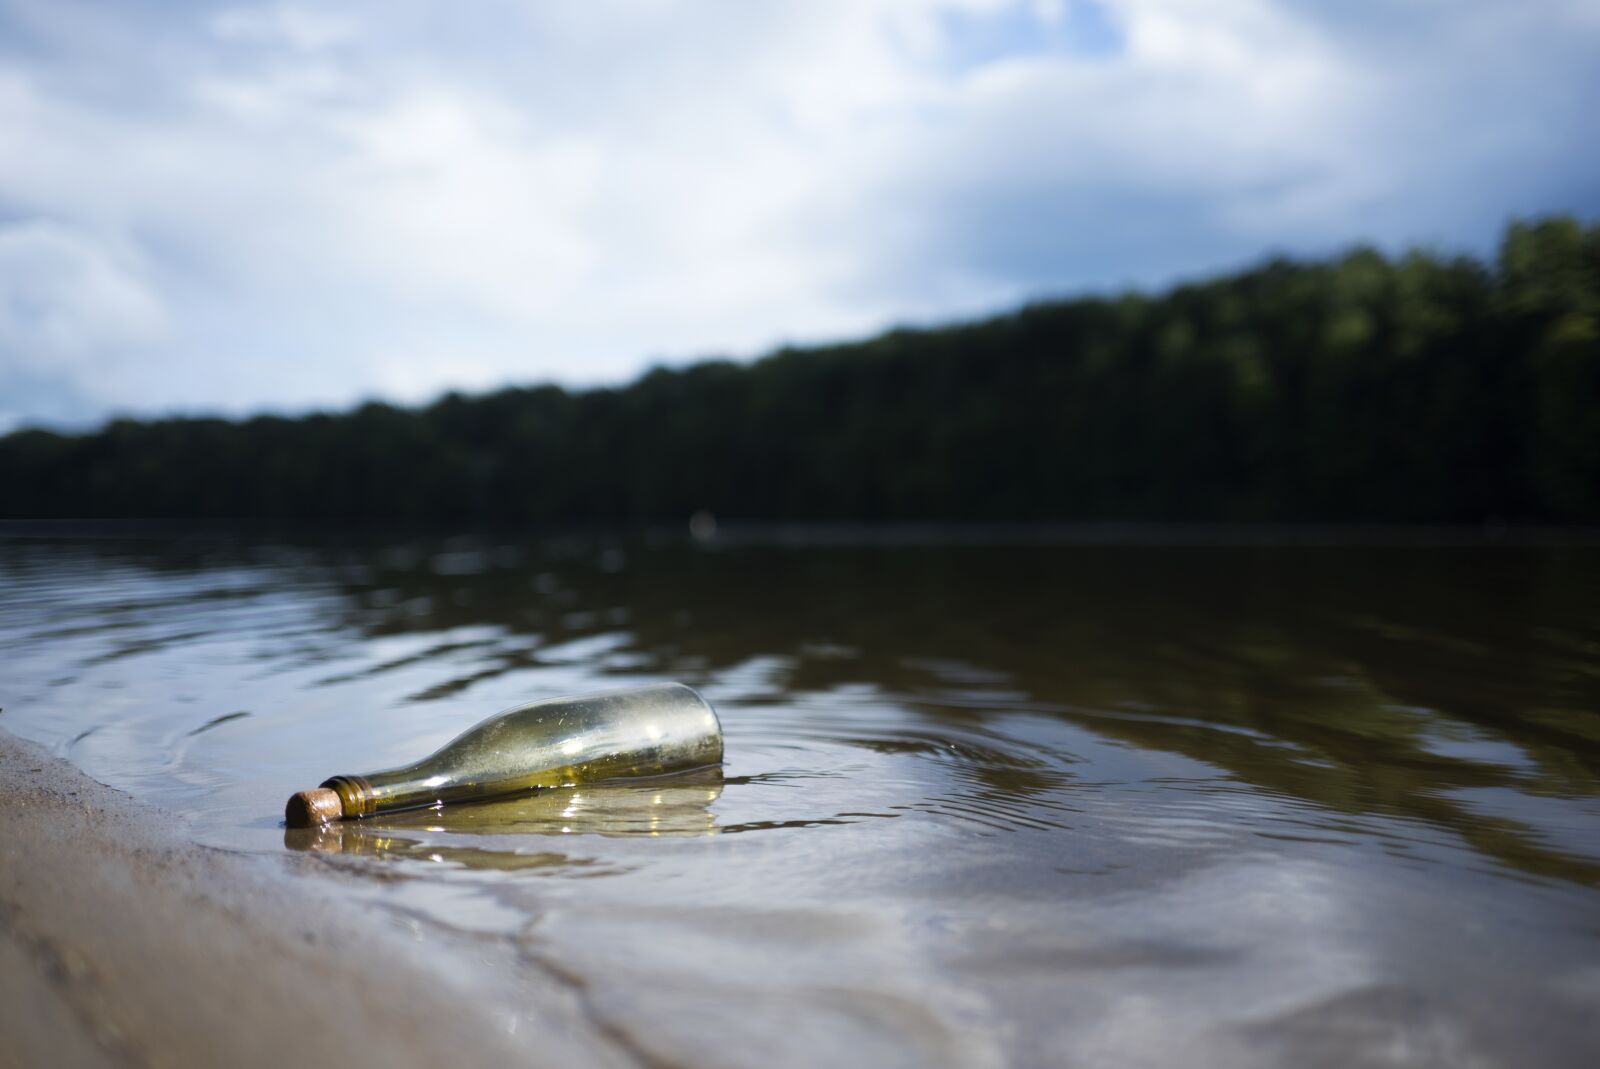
[289,682,722,824]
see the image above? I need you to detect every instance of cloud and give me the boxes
[0,218,167,426]
[209,5,355,51]
[0,0,1595,428]
[0,219,166,367]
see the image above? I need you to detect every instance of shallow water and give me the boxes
[2,528,1598,1067]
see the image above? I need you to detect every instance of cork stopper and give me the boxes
[285,787,344,827]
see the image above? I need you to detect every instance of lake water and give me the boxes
[2,527,1598,1067]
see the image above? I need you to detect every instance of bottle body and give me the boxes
[319,682,722,819]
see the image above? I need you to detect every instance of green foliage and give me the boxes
[3,217,1597,523]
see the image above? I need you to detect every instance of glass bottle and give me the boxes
[285,682,722,826]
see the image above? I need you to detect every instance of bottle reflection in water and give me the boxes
[285,778,724,864]
[285,682,722,826]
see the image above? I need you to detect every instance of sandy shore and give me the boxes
[0,730,636,1069]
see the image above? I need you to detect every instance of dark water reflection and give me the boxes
[2,528,1598,1067]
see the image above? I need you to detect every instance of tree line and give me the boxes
[3,216,1596,523]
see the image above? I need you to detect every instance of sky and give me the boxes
[1,0,1597,432]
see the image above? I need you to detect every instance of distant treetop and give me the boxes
[3,216,1596,524]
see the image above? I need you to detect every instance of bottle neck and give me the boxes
[321,774,377,818]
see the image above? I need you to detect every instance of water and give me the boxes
[2,528,1598,1067]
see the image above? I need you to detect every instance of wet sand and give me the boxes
[0,730,627,1069]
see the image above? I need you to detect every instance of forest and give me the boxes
[2,216,1596,524]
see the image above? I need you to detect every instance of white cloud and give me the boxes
[0,219,166,374]
[0,0,1594,427]
[210,4,355,52]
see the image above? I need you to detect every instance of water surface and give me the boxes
[2,529,1598,1067]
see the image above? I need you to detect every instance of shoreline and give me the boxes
[0,729,628,1069]
[4,517,1600,548]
